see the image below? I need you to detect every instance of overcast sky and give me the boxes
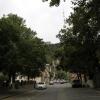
[0,0,72,43]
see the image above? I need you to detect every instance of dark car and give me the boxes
[72,80,82,88]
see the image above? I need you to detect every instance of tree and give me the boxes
[43,0,100,87]
[70,0,100,74]
[56,70,67,80]
[0,14,47,85]
[20,38,46,79]
[45,43,61,64]
[0,14,26,83]
[42,0,65,6]
[44,0,100,82]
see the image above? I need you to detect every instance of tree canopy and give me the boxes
[51,0,100,79]
[0,14,47,82]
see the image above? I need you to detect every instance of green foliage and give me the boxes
[42,0,65,6]
[0,73,8,82]
[0,14,46,81]
[56,0,100,77]
[0,14,24,73]
[45,43,61,64]
[56,70,67,80]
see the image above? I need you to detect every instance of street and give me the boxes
[2,83,100,100]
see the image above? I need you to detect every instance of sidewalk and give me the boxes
[0,85,34,100]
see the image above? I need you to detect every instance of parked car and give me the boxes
[49,81,54,85]
[72,80,82,88]
[60,80,67,84]
[36,82,47,89]
[60,80,65,84]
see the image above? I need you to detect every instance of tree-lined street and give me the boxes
[0,0,100,100]
[1,84,100,100]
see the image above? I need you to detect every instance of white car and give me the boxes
[49,81,54,85]
[36,82,47,89]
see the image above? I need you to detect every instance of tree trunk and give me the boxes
[84,73,87,83]
[28,76,30,84]
[79,73,82,84]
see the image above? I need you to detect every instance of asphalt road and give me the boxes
[2,83,100,100]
